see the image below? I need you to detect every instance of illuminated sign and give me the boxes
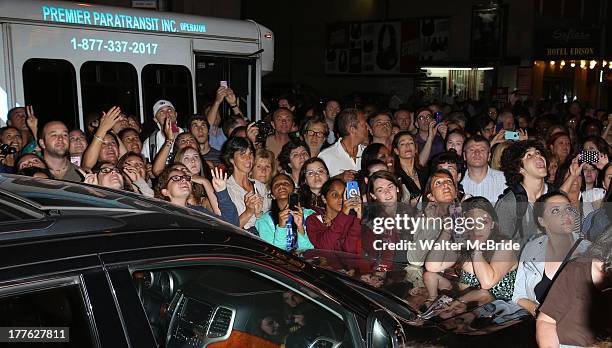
[41,6,206,34]
[70,37,159,55]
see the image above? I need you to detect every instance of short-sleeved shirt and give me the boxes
[539,259,612,347]
[201,147,222,166]
[461,167,507,204]
[318,138,365,177]
[61,163,85,183]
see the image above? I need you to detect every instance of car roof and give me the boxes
[0,174,251,242]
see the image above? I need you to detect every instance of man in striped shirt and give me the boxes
[461,135,506,204]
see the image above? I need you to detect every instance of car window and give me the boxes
[132,265,353,348]
[0,283,96,347]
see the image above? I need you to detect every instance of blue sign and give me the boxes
[41,6,206,34]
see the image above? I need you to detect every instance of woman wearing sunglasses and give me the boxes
[154,166,239,226]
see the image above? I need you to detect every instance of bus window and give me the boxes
[195,55,255,121]
[142,64,192,130]
[80,62,139,123]
[22,59,78,130]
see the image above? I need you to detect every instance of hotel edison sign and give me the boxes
[537,26,601,59]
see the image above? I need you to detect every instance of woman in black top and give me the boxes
[392,131,428,205]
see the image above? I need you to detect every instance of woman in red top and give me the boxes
[306,178,362,254]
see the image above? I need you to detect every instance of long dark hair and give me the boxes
[457,196,502,265]
[366,170,402,203]
[297,158,329,210]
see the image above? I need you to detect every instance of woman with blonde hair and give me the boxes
[490,141,511,171]
[250,148,276,186]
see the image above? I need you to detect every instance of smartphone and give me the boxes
[288,193,299,211]
[579,150,599,164]
[345,180,360,200]
[434,111,443,124]
[495,120,504,132]
[220,80,228,88]
[70,155,81,166]
[504,131,520,140]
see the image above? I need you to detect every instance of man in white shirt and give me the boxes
[461,135,506,204]
[319,108,369,178]
[142,99,184,161]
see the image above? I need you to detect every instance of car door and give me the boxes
[105,255,367,348]
[0,258,129,348]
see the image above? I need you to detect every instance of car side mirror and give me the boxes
[367,309,406,348]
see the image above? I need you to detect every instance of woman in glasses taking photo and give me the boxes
[154,166,239,226]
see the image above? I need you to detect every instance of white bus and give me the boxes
[0,0,274,131]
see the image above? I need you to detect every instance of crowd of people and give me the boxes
[1,86,611,345]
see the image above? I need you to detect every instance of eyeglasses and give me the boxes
[305,130,326,138]
[417,114,433,121]
[373,121,392,128]
[99,166,121,174]
[124,161,145,169]
[305,169,327,177]
[168,175,192,183]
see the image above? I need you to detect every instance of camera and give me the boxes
[0,144,17,156]
[254,120,274,146]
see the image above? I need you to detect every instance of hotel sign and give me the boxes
[536,26,601,59]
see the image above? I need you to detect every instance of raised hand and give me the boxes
[224,88,237,105]
[83,173,98,185]
[595,152,609,170]
[210,167,228,192]
[569,155,585,178]
[291,208,305,232]
[122,165,141,183]
[518,128,528,141]
[99,106,122,133]
[26,105,38,135]
[437,122,448,139]
[163,117,174,141]
[215,86,227,103]
[490,130,506,146]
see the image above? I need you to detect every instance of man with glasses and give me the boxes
[301,116,329,157]
[142,99,184,161]
[414,107,446,163]
[368,111,393,149]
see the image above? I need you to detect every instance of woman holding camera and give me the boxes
[255,173,314,253]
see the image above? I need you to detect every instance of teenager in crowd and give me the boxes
[425,197,518,303]
[297,158,330,212]
[305,178,362,254]
[154,166,239,226]
[278,139,310,188]
[255,173,314,253]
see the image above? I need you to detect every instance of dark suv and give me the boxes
[0,174,410,347]
[0,174,535,347]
